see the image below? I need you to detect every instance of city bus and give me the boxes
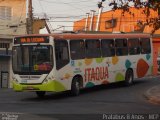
[12,33,153,97]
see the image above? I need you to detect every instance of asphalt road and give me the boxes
[0,77,160,120]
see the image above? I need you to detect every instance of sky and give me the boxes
[30,0,113,33]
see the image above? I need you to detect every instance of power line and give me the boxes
[39,1,97,10]
[33,0,114,32]
[48,20,147,22]
[34,15,86,19]
[38,0,111,12]
[38,0,89,12]
[37,0,45,13]
[37,0,54,32]
[39,0,98,4]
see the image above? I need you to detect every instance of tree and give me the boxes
[108,0,160,34]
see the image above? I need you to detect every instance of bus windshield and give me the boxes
[12,45,53,75]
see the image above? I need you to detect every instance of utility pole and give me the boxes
[89,10,96,31]
[43,13,52,34]
[27,0,33,34]
[84,13,90,31]
[96,0,105,31]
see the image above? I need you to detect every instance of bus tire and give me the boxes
[71,77,81,96]
[124,69,133,86]
[36,91,46,98]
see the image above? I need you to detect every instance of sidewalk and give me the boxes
[144,84,160,105]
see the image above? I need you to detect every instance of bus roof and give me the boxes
[15,33,151,40]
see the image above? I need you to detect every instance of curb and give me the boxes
[144,85,160,105]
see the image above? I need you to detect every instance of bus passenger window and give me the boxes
[140,38,151,54]
[85,39,101,58]
[70,40,85,60]
[128,38,140,55]
[55,40,69,70]
[115,39,128,56]
[101,39,115,57]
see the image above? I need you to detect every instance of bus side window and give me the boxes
[101,39,115,57]
[128,38,140,55]
[85,39,101,58]
[70,40,85,60]
[140,38,151,54]
[55,40,69,70]
[115,39,128,56]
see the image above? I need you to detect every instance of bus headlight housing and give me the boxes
[12,76,18,83]
[43,76,53,83]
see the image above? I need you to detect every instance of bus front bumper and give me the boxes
[12,80,67,92]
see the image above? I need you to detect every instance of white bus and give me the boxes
[12,33,153,97]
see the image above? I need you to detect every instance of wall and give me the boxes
[33,19,46,34]
[153,35,160,75]
[73,7,160,34]
[0,36,13,88]
[0,0,26,35]
[0,0,26,88]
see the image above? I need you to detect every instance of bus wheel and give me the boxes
[71,78,80,96]
[36,91,46,98]
[124,69,133,86]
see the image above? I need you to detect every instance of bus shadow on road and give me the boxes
[21,79,147,102]
[80,79,147,95]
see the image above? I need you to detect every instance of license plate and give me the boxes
[21,80,27,83]
[26,86,34,90]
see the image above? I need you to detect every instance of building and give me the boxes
[0,0,48,88]
[0,0,26,88]
[73,7,160,34]
[73,7,160,75]
[152,35,160,75]
[0,0,27,35]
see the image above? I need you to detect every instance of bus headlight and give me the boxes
[43,77,53,83]
[12,77,18,83]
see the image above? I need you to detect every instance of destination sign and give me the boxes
[14,36,49,44]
